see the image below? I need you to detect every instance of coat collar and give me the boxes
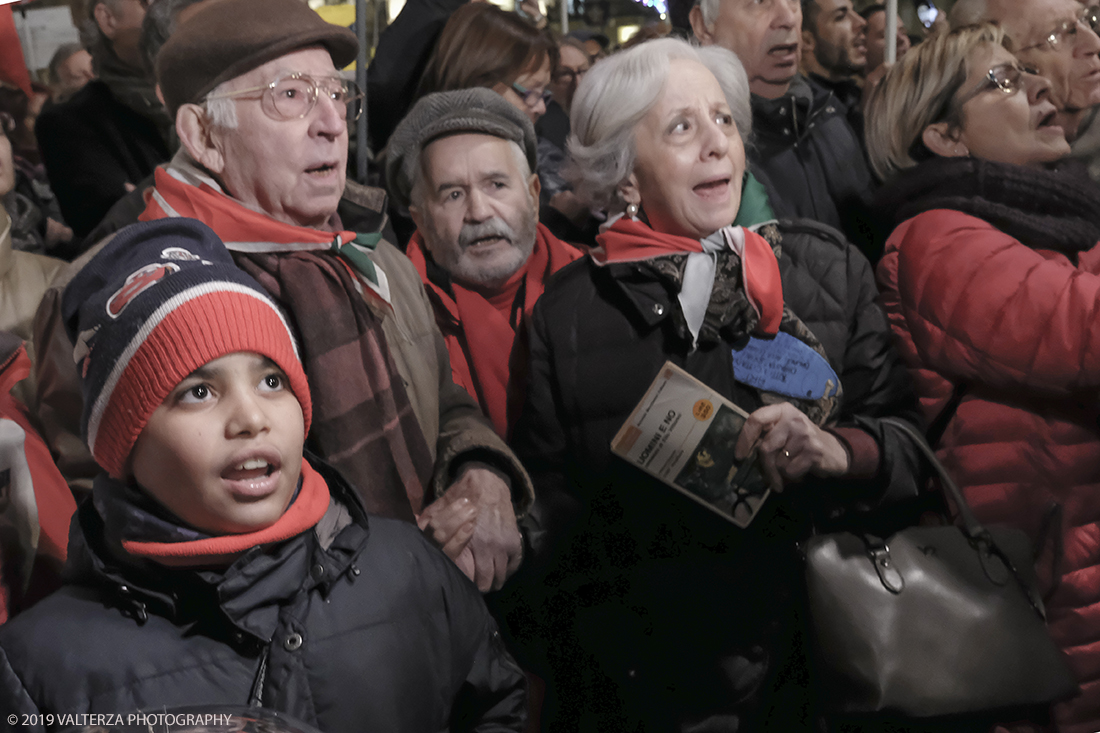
[66,455,370,644]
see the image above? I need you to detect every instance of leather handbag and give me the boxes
[804,417,1078,716]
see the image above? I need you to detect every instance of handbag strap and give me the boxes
[878,417,1046,617]
[925,382,967,448]
[879,417,986,540]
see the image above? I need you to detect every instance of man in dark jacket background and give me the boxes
[688,0,879,259]
[35,0,171,242]
[800,0,867,131]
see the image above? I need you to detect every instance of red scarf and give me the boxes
[407,223,582,437]
[123,460,331,566]
[594,218,783,335]
[139,168,358,249]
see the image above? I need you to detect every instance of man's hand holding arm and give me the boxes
[419,461,523,591]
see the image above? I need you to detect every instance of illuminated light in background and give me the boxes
[617,23,639,43]
[633,0,668,15]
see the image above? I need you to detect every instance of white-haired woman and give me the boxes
[869,23,1100,731]
[505,37,925,731]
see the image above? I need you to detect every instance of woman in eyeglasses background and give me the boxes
[417,3,557,125]
[868,22,1100,731]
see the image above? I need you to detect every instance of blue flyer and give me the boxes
[731,332,839,399]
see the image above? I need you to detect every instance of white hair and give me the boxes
[202,80,239,130]
[409,137,531,209]
[564,36,752,210]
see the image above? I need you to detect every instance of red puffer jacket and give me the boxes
[877,208,1100,733]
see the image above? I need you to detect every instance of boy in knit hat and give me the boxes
[0,219,525,732]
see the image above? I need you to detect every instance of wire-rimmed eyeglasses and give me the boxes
[1017,5,1100,53]
[510,81,553,108]
[953,61,1039,108]
[206,72,365,122]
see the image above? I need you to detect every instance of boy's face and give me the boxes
[129,352,305,536]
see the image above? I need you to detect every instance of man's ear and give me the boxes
[618,172,641,208]
[689,6,714,44]
[176,104,226,174]
[527,172,541,218]
[408,201,423,230]
[93,1,117,39]
[921,121,968,158]
[801,29,816,55]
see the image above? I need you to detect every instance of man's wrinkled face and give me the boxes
[995,0,1100,122]
[209,47,348,229]
[692,0,803,98]
[409,134,540,289]
[806,0,868,76]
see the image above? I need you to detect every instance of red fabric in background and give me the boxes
[0,6,33,98]
[0,343,76,624]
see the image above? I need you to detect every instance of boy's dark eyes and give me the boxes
[177,383,211,404]
[261,373,283,391]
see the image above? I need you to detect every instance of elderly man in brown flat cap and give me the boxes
[33,0,532,594]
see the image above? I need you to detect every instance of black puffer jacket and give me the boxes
[750,76,879,259]
[505,219,923,731]
[0,458,526,733]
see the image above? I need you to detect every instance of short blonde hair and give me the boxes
[865,23,1008,180]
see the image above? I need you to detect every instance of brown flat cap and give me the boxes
[386,88,538,209]
[157,0,358,117]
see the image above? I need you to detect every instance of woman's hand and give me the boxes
[733,403,850,492]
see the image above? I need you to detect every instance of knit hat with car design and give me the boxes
[61,218,312,478]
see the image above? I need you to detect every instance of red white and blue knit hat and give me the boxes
[62,218,312,478]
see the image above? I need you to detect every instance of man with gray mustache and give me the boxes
[388,88,582,439]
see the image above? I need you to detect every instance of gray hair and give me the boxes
[140,0,208,75]
[949,0,990,28]
[202,80,239,130]
[410,138,531,209]
[696,0,722,28]
[564,36,752,210]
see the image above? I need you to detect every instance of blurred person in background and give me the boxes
[861,4,911,78]
[868,23,1100,732]
[47,43,95,103]
[689,0,879,260]
[800,0,867,121]
[417,3,557,125]
[35,0,171,241]
[537,36,597,244]
[0,92,71,255]
[0,113,63,406]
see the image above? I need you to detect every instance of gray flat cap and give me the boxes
[386,87,538,209]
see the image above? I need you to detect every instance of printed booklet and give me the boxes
[610,362,770,528]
